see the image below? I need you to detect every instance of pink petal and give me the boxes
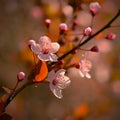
[48,70,56,82]
[31,44,40,54]
[39,36,51,46]
[49,54,58,62]
[38,54,50,61]
[56,69,66,76]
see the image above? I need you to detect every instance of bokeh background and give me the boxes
[0,0,120,120]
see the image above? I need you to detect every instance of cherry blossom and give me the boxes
[78,58,92,79]
[30,36,60,62]
[47,69,71,99]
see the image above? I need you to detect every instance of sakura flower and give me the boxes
[47,69,71,99]
[89,2,101,15]
[31,36,60,62]
[78,58,92,79]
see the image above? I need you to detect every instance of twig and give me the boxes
[50,9,120,66]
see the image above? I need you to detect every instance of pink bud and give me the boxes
[17,72,26,81]
[90,45,99,52]
[59,23,68,34]
[106,33,116,40]
[28,40,36,46]
[89,2,101,15]
[45,19,51,28]
[83,27,92,36]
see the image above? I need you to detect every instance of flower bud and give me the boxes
[106,33,116,40]
[83,27,92,36]
[17,72,26,81]
[90,45,99,52]
[45,19,51,28]
[28,40,36,48]
[89,2,101,16]
[59,23,68,34]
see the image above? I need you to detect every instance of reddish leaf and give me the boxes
[34,61,48,82]
[0,94,8,115]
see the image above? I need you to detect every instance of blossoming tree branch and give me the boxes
[0,2,120,120]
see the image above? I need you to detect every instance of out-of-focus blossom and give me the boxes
[47,69,71,99]
[111,80,120,95]
[17,72,26,81]
[78,58,92,79]
[62,5,73,17]
[30,36,60,62]
[30,6,43,19]
[90,45,99,52]
[45,19,51,28]
[59,23,68,34]
[83,27,92,36]
[89,2,101,15]
[105,33,116,40]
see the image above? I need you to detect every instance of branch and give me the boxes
[50,9,120,66]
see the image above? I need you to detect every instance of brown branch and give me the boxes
[50,9,120,66]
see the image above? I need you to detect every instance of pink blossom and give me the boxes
[89,2,101,15]
[17,72,26,81]
[30,36,60,62]
[79,58,92,79]
[47,69,71,98]
[83,27,92,36]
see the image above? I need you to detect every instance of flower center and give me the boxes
[42,48,49,54]
[52,79,58,86]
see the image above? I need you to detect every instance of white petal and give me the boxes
[38,54,50,61]
[50,42,60,53]
[48,70,56,82]
[49,54,58,62]
[49,84,63,98]
[58,76,71,89]
[31,44,41,54]
[53,88,63,99]
[85,73,91,79]
[39,36,51,46]
[56,69,66,76]
[79,70,85,78]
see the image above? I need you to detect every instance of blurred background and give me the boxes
[0,0,120,120]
